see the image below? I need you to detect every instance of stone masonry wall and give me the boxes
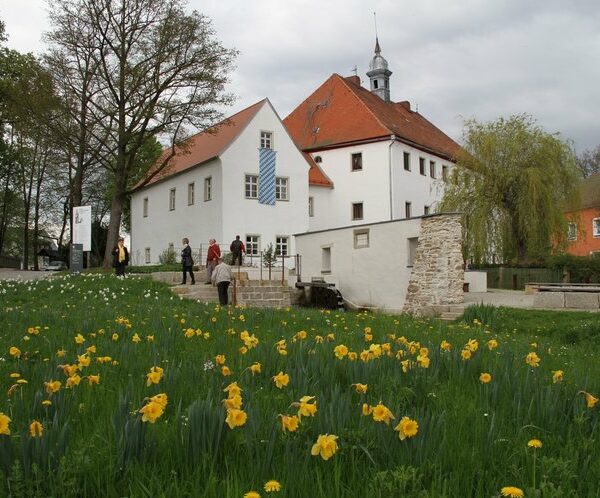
[403,214,464,315]
[236,280,292,308]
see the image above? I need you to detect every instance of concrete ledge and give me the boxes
[533,292,565,309]
[565,292,599,310]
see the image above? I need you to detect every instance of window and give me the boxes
[429,161,436,178]
[245,174,258,199]
[403,152,411,171]
[593,218,600,238]
[442,165,449,182]
[246,235,260,256]
[314,156,322,163]
[308,196,314,217]
[204,177,212,201]
[143,197,148,217]
[145,247,151,264]
[187,182,195,205]
[419,157,426,175]
[351,153,363,171]
[567,222,577,241]
[275,236,289,256]
[321,246,331,273]
[260,131,273,149]
[352,202,363,220]
[354,229,369,249]
[169,188,176,211]
[424,205,430,215]
[373,80,379,89]
[405,202,412,219]
[407,237,418,266]
[275,177,289,201]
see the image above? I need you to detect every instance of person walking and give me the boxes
[180,238,195,285]
[229,235,245,267]
[111,237,129,277]
[211,257,233,305]
[205,238,221,284]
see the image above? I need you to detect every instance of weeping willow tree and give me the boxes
[440,114,581,265]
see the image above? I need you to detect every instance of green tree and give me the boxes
[440,114,582,264]
[577,145,600,178]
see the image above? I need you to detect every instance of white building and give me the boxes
[130,99,312,264]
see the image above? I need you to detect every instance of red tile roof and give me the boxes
[284,74,461,161]
[140,100,266,188]
[303,152,333,187]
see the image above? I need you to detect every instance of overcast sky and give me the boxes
[2,0,599,152]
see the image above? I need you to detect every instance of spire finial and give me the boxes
[373,12,381,54]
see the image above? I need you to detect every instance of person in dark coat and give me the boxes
[181,237,195,285]
[230,235,245,267]
[111,237,129,276]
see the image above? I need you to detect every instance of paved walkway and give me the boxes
[464,289,534,309]
[0,268,54,281]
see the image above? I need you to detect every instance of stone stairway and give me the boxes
[171,283,220,303]
[431,304,467,321]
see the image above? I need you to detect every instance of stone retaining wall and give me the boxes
[403,214,464,316]
[235,280,292,308]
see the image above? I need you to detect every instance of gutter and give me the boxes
[388,135,396,220]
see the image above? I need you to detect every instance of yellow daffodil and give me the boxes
[333,344,348,359]
[280,414,299,432]
[552,370,563,383]
[580,391,599,408]
[347,352,357,361]
[371,403,395,425]
[0,413,11,435]
[29,420,43,438]
[416,355,430,368]
[221,366,232,376]
[310,434,338,461]
[42,400,52,407]
[466,339,479,352]
[139,400,165,423]
[45,380,62,395]
[9,346,21,358]
[87,374,100,386]
[222,395,242,410]
[500,487,524,498]
[352,383,368,394]
[525,352,540,368]
[479,373,492,384]
[66,374,82,388]
[74,333,85,344]
[150,393,168,409]
[294,396,317,418]
[223,382,242,398]
[487,339,498,350]
[132,333,141,343]
[362,403,372,416]
[146,366,164,386]
[215,355,226,365]
[440,340,452,351]
[249,362,262,375]
[395,416,419,441]
[272,372,290,389]
[77,354,91,368]
[461,349,472,361]
[225,408,247,429]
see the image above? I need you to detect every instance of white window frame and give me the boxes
[187,182,195,206]
[245,174,258,199]
[352,202,364,221]
[169,188,176,211]
[275,236,289,256]
[354,229,370,249]
[321,245,332,274]
[246,235,260,256]
[275,177,289,201]
[567,222,577,241]
[593,218,600,238]
[308,196,314,217]
[143,197,148,218]
[204,177,212,201]
[145,247,151,264]
[260,131,273,149]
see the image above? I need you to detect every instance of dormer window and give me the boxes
[314,156,322,163]
[260,131,273,149]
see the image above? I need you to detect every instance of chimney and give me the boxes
[397,101,411,111]
[344,75,361,87]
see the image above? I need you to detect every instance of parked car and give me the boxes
[43,261,68,271]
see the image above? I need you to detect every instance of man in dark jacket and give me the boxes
[181,238,195,284]
[111,237,129,276]
[230,235,245,266]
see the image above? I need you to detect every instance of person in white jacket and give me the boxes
[211,258,233,305]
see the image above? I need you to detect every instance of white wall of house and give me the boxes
[130,158,223,265]
[294,217,422,313]
[307,140,453,231]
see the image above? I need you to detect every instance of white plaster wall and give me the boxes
[294,217,422,313]
[465,271,488,293]
[130,158,222,265]
[221,101,309,256]
[308,140,454,231]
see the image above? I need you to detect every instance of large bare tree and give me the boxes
[46,0,236,267]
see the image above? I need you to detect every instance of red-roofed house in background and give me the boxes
[565,173,600,256]
[284,38,460,232]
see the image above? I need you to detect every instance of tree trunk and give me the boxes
[0,174,10,254]
[32,150,49,271]
[103,171,127,268]
[57,198,69,249]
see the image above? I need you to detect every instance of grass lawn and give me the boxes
[0,275,599,497]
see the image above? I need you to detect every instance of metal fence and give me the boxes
[483,267,564,290]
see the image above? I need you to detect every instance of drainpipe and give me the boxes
[388,134,396,220]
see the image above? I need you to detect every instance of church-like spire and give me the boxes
[367,37,392,102]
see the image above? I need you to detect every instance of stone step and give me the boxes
[439,311,463,321]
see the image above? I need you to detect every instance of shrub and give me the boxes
[158,247,177,265]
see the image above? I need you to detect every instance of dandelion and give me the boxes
[525,352,540,368]
[527,439,542,448]
[146,366,164,386]
[272,372,290,389]
[394,416,419,441]
[479,373,492,384]
[0,413,11,435]
[264,479,281,492]
[500,486,524,497]
[351,383,368,394]
[29,420,43,438]
[552,370,563,383]
[243,492,260,498]
[371,403,395,425]
[280,414,299,432]
[42,400,52,407]
[225,408,247,429]
[310,434,338,461]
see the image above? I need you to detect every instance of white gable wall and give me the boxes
[130,158,223,265]
[220,102,309,256]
